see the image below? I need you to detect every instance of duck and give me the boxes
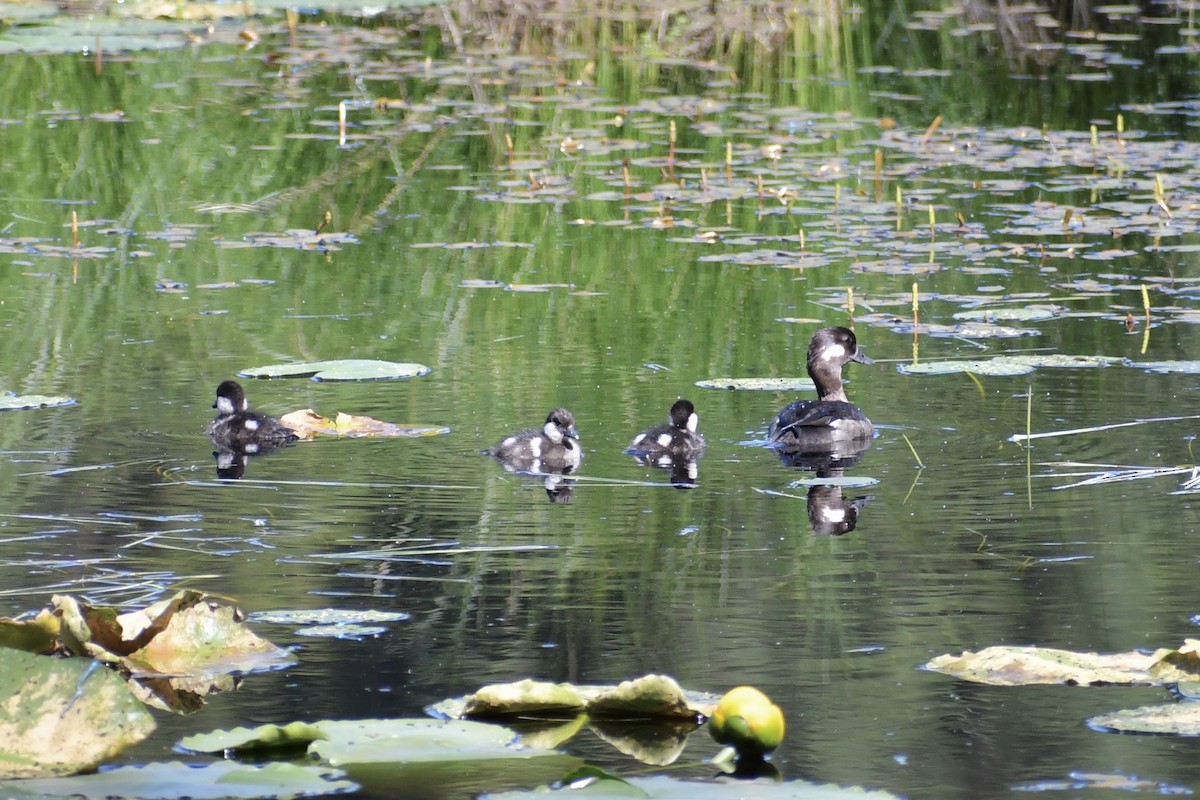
[768,326,874,449]
[206,380,299,453]
[626,398,706,464]
[487,407,582,472]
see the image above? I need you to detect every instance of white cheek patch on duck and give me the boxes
[821,343,846,361]
[544,421,563,443]
[656,433,673,449]
[686,413,699,433]
[216,396,237,416]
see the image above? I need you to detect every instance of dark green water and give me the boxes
[3,2,1200,797]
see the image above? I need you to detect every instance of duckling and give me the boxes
[488,407,582,472]
[627,398,706,463]
[207,380,298,453]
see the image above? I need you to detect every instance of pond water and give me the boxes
[3,1,1200,797]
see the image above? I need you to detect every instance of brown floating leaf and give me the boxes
[278,409,450,439]
[925,641,1200,686]
[53,591,294,679]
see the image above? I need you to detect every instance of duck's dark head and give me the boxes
[213,380,249,416]
[544,408,579,443]
[669,398,699,432]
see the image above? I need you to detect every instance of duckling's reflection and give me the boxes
[213,449,246,479]
[629,452,701,489]
[212,442,292,480]
[543,473,576,504]
[493,459,578,505]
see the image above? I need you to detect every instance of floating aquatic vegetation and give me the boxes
[0,761,355,798]
[277,409,449,439]
[951,306,1058,322]
[0,392,75,411]
[925,641,1200,686]
[239,360,431,381]
[0,648,156,779]
[0,16,204,54]
[899,354,1121,376]
[218,230,359,251]
[695,377,816,391]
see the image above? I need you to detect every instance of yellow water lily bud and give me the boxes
[709,686,784,757]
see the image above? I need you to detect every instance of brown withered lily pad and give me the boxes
[278,409,450,439]
[1089,700,1200,735]
[53,590,295,679]
[925,640,1200,686]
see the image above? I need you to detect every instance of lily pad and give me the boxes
[0,392,76,411]
[0,761,355,799]
[952,307,1058,322]
[787,475,879,489]
[0,17,202,54]
[586,675,697,720]
[0,649,156,779]
[1134,360,1200,374]
[1089,701,1200,735]
[308,719,534,766]
[180,722,327,755]
[248,609,411,626]
[239,360,430,382]
[54,591,295,679]
[695,377,816,391]
[898,359,1034,376]
[924,640,1200,686]
[277,409,448,438]
[0,609,60,653]
[435,675,717,722]
[462,680,586,718]
[487,774,901,799]
[899,354,1121,376]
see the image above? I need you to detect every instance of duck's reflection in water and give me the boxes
[775,440,874,536]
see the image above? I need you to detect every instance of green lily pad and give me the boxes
[898,360,1034,377]
[180,721,326,755]
[308,719,530,766]
[952,307,1058,322]
[0,17,201,54]
[239,360,431,382]
[488,774,901,799]
[787,475,879,489]
[695,377,816,391]
[0,761,355,799]
[0,392,76,411]
[248,609,411,626]
[0,2,59,23]
[1002,354,1123,369]
[0,649,156,779]
[1135,360,1200,374]
[899,354,1121,376]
